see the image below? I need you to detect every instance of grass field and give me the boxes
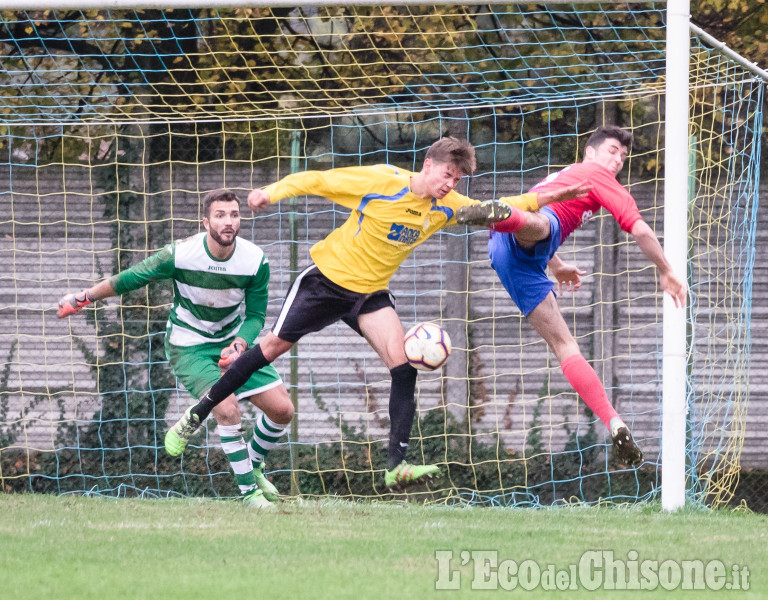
[1,494,765,599]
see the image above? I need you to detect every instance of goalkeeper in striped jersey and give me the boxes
[165,137,590,490]
[57,189,291,509]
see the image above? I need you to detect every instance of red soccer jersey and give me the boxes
[530,162,642,243]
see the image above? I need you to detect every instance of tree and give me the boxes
[0,5,671,165]
[691,1,768,67]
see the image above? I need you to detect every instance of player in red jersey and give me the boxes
[487,126,687,466]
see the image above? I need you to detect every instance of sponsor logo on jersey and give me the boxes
[580,210,593,225]
[405,208,422,217]
[208,265,226,272]
[387,223,421,245]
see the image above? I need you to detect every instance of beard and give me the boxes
[209,226,238,247]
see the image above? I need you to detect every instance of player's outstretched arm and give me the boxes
[536,180,593,208]
[630,219,687,308]
[57,279,117,318]
[548,254,586,294]
[497,180,592,213]
[253,168,375,213]
[59,244,175,318]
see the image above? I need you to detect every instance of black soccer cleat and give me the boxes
[611,425,643,467]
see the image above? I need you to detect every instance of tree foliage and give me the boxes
[0,5,672,166]
[692,1,768,67]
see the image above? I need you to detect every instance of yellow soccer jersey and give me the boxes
[263,164,530,294]
[262,164,474,293]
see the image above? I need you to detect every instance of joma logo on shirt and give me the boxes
[208,265,226,272]
[387,223,421,245]
[405,208,422,217]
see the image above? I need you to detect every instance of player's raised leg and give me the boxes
[358,306,440,489]
[527,294,643,467]
[164,341,210,457]
[455,181,593,227]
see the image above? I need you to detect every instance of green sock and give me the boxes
[248,414,288,466]
[219,424,256,495]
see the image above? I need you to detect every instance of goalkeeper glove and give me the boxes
[57,290,96,318]
[218,338,247,372]
[455,200,512,226]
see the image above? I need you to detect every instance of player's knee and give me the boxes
[277,405,294,424]
[212,397,240,424]
[554,342,582,363]
[261,335,293,362]
[268,388,294,424]
[269,401,294,425]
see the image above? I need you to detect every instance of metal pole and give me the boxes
[288,128,301,497]
[690,24,768,83]
[662,0,690,511]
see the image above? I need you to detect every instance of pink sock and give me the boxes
[490,206,526,233]
[560,354,619,430]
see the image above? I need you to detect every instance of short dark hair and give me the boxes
[203,189,240,218]
[585,126,633,155]
[425,136,476,175]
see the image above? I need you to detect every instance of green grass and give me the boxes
[0,494,765,599]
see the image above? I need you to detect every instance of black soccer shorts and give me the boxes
[271,264,395,343]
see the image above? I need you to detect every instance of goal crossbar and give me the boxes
[0,0,658,9]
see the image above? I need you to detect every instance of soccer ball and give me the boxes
[403,322,452,371]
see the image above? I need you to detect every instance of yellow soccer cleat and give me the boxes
[384,462,440,490]
[164,407,201,456]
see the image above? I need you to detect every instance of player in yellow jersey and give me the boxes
[166,137,590,489]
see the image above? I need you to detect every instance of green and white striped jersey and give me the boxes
[110,232,270,347]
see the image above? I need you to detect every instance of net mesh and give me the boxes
[0,4,762,508]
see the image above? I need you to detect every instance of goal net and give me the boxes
[0,3,762,508]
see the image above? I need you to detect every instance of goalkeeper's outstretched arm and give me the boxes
[58,243,174,318]
[57,279,117,318]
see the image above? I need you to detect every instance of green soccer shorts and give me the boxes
[166,339,283,401]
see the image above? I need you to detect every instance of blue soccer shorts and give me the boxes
[488,207,563,317]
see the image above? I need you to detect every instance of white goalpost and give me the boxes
[662,0,690,511]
